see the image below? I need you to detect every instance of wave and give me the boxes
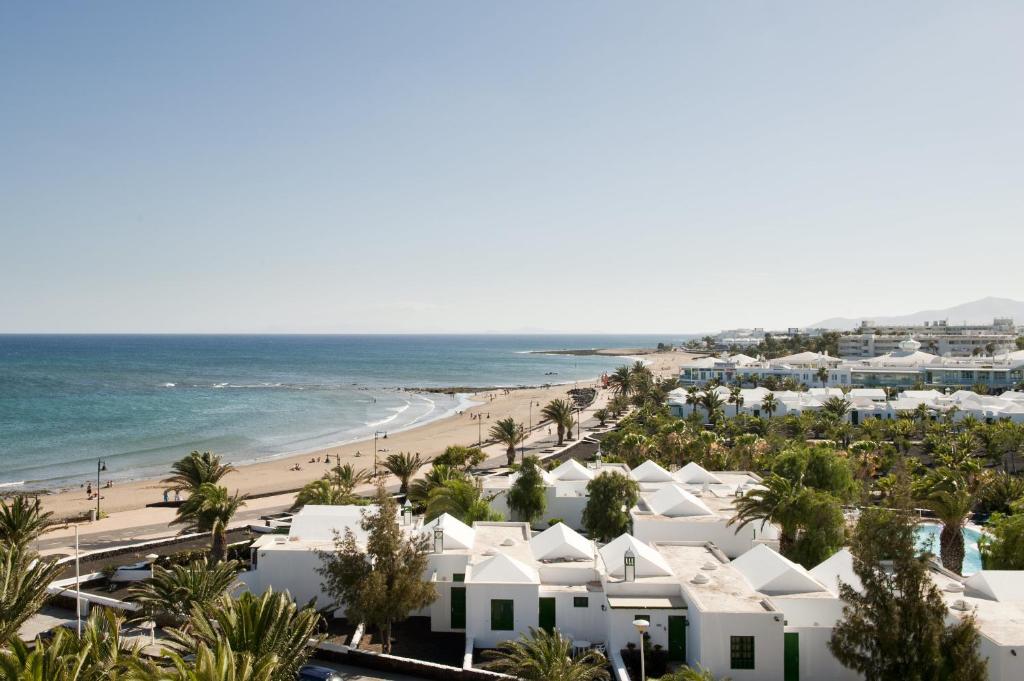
[159,383,176,388]
[0,480,25,488]
[364,402,410,428]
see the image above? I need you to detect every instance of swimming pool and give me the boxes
[914,523,983,574]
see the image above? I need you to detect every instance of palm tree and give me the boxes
[290,478,358,511]
[822,396,851,421]
[128,559,241,625]
[661,665,731,681]
[167,590,322,681]
[816,367,829,388]
[685,387,702,416]
[728,474,802,555]
[425,479,502,524]
[326,462,371,494]
[0,495,53,550]
[172,483,246,563]
[490,417,526,467]
[407,464,466,508]
[700,390,725,423]
[485,627,609,681]
[163,451,235,493]
[608,366,633,399]
[541,399,575,446]
[0,544,65,643]
[914,466,979,573]
[383,452,424,494]
[760,393,778,419]
[728,386,744,417]
[131,638,278,681]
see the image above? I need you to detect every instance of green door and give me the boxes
[538,597,556,633]
[784,632,799,681]
[450,587,466,629]
[668,615,687,662]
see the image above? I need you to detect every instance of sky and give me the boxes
[1,2,1022,334]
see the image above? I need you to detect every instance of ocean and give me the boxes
[0,334,686,490]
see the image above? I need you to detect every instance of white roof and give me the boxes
[674,462,724,485]
[471,553,540,584]
[965,571,1024,602]
[529,523,594,561]
[548,458,594,481]
[287,504,376,542]
[421,513,475,551]
[732,544,826,595]
[848,388,887,400]
[809,548,862,595]
[629,460,675,483]
[600,534,673,578]
[646,484,715,517]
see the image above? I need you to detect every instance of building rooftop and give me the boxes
[654,542,770,614]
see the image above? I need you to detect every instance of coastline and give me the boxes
[34,349,695,522]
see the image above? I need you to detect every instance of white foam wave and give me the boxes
[364,401,411,428]
[160,383,176,388]
[0,480,25,488]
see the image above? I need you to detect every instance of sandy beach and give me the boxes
[36,349,695,524]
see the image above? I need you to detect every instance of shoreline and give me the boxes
[32,349,695,522]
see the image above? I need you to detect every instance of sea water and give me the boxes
[0,334,684,490]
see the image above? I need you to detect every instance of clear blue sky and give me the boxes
[2,2,1022,334]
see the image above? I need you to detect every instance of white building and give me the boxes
[838,318,1017,358]
[677,341,1024,393]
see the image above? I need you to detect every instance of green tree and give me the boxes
[659,665,731,681]
[166,590,321,681]
[608,366,634,399]
[490,417,526,467]
[507,456,547,525]
[700,390,725,423]
[172,483,246,563]
[425,479,502,524]
[760,392,778,419]
[822,396,851,421]
[913,462,980,573]
[291,478,363,511]
[163,451,235,493]
[541,399,576,446]
[485,627,609,681]
[0,544,64,644]
[317,486,437,654]
[383,452,424,494]
[978,510,1024,569]
[128,559,241,625]
[828,505,987,681]
[728,386,744,417]
[0,496,53,551]
[581,472,639,542]
[131,638,277,681]
[432,445,486,471]
[407,464,466,508]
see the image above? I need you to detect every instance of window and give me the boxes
[573,597,589,608]
[730,636,755,670]
[491,599,514,630]
[453,573,465,583]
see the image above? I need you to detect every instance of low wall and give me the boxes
[312,638,510,681]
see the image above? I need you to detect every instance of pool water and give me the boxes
[914,524,982,574]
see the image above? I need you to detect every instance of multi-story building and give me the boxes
[838,318,1017,358]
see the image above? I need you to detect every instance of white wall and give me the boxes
[690,610,783,681]
[247,547,335,610]
[465,583,540,649]
[633,517,778,559]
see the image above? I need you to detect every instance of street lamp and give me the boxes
[74,524,81,637]
[373,431,387,477]
[96,459,107,520]
[146,554,160,578]
[632,618,649,681]
[402,499,413,526]
[433,525,444,553]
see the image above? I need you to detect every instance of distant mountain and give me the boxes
[811,297,1024,331]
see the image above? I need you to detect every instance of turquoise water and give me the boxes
[0,334,687,490]
[915,523,983,574]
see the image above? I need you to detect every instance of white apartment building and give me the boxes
[838,318,1017,358]
[678,341,1024,392]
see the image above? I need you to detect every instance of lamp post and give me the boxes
[74,524,81,637]
[632,618,649,681]
[146,553,160,578]
[96,458,107,520]
[477,416,482,448]
[402,499,412,526]
[433,526,444,553]
[576,405,581,441]
[373,431,387,477]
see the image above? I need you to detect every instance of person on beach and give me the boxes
[163,489,169,503]
[174,490,180,502]
[86,482,92,497]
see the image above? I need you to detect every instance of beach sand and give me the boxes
[37,350,696,523]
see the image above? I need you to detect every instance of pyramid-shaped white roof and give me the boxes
[646,484,715,517]
[421,513,475,551]
[964,571,1024,602]
[809,548,862,595]
[288,504,378,542]
[674,462,724,485]
[630,460,674,483]
[529,523,594,561]
[470,553,540,584]
[548,458,594,481]
[732,544,826,595]
[600,534,673,578]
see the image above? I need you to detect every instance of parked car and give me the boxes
[297,665,343,681]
